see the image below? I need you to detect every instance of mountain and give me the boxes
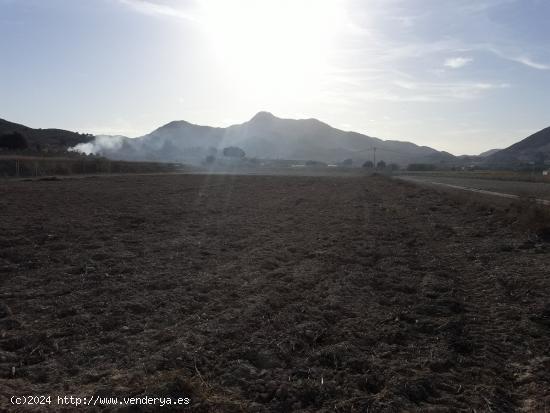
[0,118,93,151]
[82,112,456,166]
[485,126,550,166]
[479,148,501,157]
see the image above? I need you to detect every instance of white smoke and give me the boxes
[70,135,125,155]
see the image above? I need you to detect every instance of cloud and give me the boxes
[444,56,473,69]
[346,80,510,103]
[118,0,197,21]
[511,56,550,70]
[475,44,550,70]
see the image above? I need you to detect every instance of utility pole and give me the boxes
[373,147,377,168]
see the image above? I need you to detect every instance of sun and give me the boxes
[197,0,346,98]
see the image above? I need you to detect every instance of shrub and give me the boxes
[0,132,28,150]
[222,146,246,158]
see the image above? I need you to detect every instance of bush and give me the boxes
[0,132,28,150]
[222,146,246,158]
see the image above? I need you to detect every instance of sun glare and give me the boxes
[198,0,345,98]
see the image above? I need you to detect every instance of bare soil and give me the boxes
[1,174,549,412]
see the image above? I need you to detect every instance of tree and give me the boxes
[222,146,246,158]
[376,160,386,169]
[0,131,28,150]
[204,155,216,164]
[342,158,353,166]
[362,160,374,168]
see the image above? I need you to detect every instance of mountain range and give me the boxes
[2,113,550,168]
[72,112,457,166]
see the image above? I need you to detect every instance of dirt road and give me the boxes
[1,174,548,412]
[399,174,550,204]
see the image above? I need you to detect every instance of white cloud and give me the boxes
[475,44,550,70]
[340,80,509,103]
[118,0,197,21]
[444,56,473,69]
[512,56,550,70]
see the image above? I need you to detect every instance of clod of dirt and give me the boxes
[0,303,12,319]
[429,359,454,373]
[0,336,26,352]
[243,349,282,369]
[356,373,385,393]
[399,379,438,404]
[0,318,22,330]
[530,303,550,328]
[536,226,550,242]
[0,350,18,364]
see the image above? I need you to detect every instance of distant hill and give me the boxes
[479,148,501,157]
[0,118,93,151]
[79,112,456,166]
[485,127,550,166]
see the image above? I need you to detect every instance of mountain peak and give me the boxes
[250,111,276,122]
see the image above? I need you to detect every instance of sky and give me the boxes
[1,0,549,155]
